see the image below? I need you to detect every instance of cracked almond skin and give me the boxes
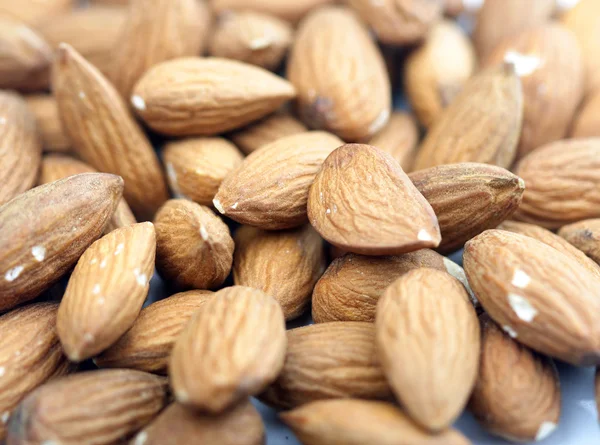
[260,322,392,409]
[464,229,600,366]
[413,64,523,171]
[211,0,333,23]
[0,0,73,25]
[57,222,156,362]
[234,225,325,320]
[170,286,286,413]
[25,95,70,152]
[367,111,419,171]
[6,369,168,445]
[376,269,480,432]
[131,401,265,445]
[281,399,472,445]
[308,144,441,255]
[409,163,525,253]
[0,303,71,441]
[214,131,343,230]
[288,6,390,141]
[131,57,296,136]
[0,91,42,205]
[469,314,561,443]
[559,219,600,266]
[514,139,600,229]
[571,89,600,138]
[95,290,212,374]
[154,199,234,290]
[52,43,168,220]
[0,173,123,312]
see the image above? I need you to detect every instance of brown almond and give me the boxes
[233,225,324,320]
[0,0,72,25]
[154,199,234,290]
[211,0,334,23]
[52,43,168,220]
[469,314,561,442]
[25,95,70,152]
[0,173,123,312]
[131,57,296,136]
[571,89,600,138]
[287,6,391,141]
[308,144,441,255]
[367,111,419,172]
[558,219,600,266]
[170,286,286,413]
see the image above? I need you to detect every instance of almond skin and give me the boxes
[260,322,392,409]
[0,0,73,25]
[25,95,70,152]
[469,314,561,442]
[214,131,342,229]
[211,0,334,23]
[0,173,123,312]
[234,225,325,320]
[154,199,234,290]
[95,290,212,374]
[464,229,600,366]
[131,57,296,136]
[308,144,441,255]
[288,6,391,141]
[6,369,168,445]
[52,43,168,220]
[571,89,600,138]
[367,111,419,171]
[376,269,480,431]
[558,219,600,266]
[170,286,287,413]
[0,91,42,205]
[0,303,70,441]
[409,163,525,253]
[281,399,472,445]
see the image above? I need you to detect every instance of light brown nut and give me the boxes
[163,137,244,206]
[0,303,70,441]
[0,173,123,312]
[367,111,419,172]
[131,57,296,136]
[281,399,472,445]
[409,163,525,253]
[154,199,234,290]
[413,64,523,171]
[234,225,324,320]
[288,6,391,141]
[0,0,73,26]
[464,229,600,366]
[469,314,561,443]
[0,91,42,205]
[214,131,343,230]
[170,286,286,413]
[52,43,168,220]
[25,95,70,152]
[95,290,213,374]
[405,20,476,129]
[130,401,265,445]
[514,138,600,229]
[260,322,392,409]
[308,144,441,255]
[571,89,600,138]
[6,369,168,445]
[209,11,293,71]
[483,25,584,159]
[376,269,480,431]
[211,0,334,23]
[558,219,600,266]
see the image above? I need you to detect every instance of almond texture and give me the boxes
[571,89,600,138]
[559,219,600,266]
[25,95,70,152]
[367,111,419,171]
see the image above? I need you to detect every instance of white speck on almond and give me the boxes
[84,333,95,343]
[326,208,331,215]
[512,269,531,289]
[90,258,98,265]
[100,259,107,268]
[508,293,538,322]
[133,268,148,286]
[98,297,105,305]
[4,265,24,282]
[199,225,209,241]
[134,431,148,445]
[502,325,518,338]
[249,36,272,50]
[114,243,124,256]
[31,245,46,262]
[535,421,557,441]
[1,411,9,424]
[504,51,543,77]
[131,95,146,111]
[78,91,86,99]
[231,202,239,210]
[92,284,101,295]
[417,229,433,242]
[368,107,390,135]
[0,117,6,125]
[0,367,5,377]
[213,198,225,214]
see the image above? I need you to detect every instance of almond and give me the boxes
[260,322,392,409]
[367,111,419,171]
[170,286,286,413]
[308,144,441,255]
[0,91,42,205]
[558,219,600,266]
[211,0,334,23]
[0,173,123,312]
[208,11,293,71]
[154,199,234,289]
[469,314,560,442]
[95,290,212,374]
[162,137,244,207]
[25,95,70,152]
[413,64,523,170]
[214,131,343,230]
[409,163,525,253]
[0,0,73,26]
[0,303,70,440]
[464,229,600,365]
[7,369,168,445]
[287,6,390,141]
[281,399,471,445]
[514,138,600,229]
[131,57,296,136]
[233,225,325,320]
[483,24,584,159]
[571,88,600,138]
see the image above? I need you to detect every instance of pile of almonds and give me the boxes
[1,0,600,444]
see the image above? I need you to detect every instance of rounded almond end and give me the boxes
[56,42,75,65]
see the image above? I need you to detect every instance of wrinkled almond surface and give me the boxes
[559,219,600,266]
